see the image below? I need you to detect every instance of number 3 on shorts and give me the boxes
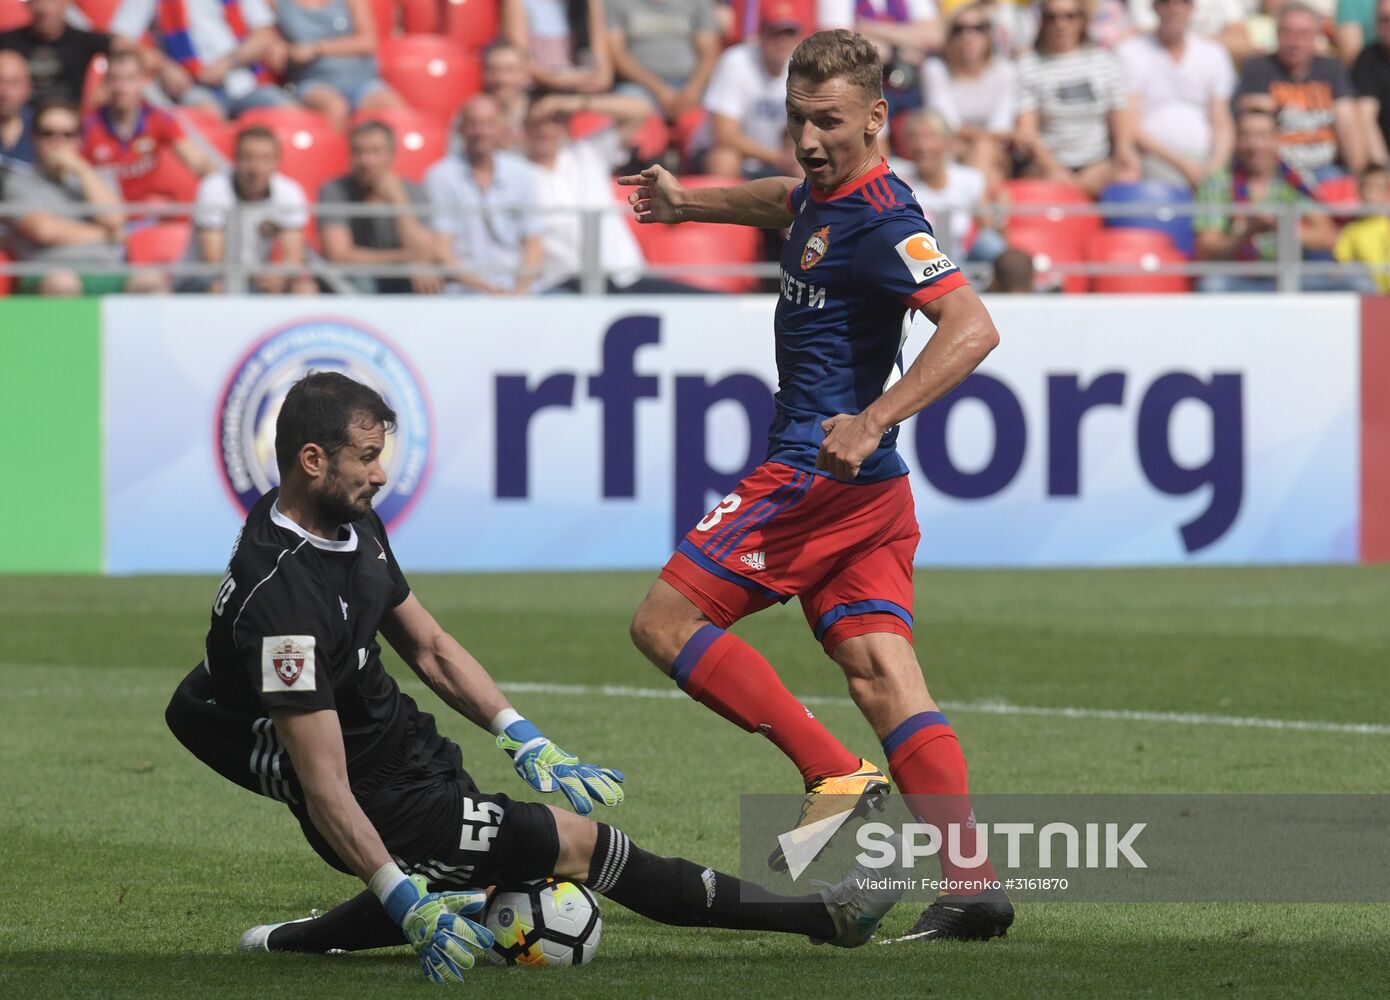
[696,493,742,531]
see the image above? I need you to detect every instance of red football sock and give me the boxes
[672,625,859,786]
[884,711,997,896]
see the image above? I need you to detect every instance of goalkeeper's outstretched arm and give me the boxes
[618,164,798,229]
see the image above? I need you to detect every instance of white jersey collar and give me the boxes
[271,501,359,552]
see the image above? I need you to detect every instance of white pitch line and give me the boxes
[497,682,1390,736]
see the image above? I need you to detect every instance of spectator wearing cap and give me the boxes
[318,121,441,294]
[185,125,317,293]
[606,0,722,122]
[111,0,293,118]
[0,50,34,165]
[425,93,544,294]
[1117,0,1236,189]
[267,0,404,132]
[1234,1,1367,180]
[82,49,215,203]
[701,0,803,180]
[0,0,115,105]
[501,0,613,95]
[523,91,697,292]
[1194,108,1349,291]
[922,3,1017,184]
[1014,0,1139,197]
[1352,0,1390,165]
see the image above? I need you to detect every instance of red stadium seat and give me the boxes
[632,112,669,163]
[351,106,448,182]
[567,110,612,140]
[400,0,440,33]
[0,250,12,296]
[379,35,482,124]
[76,0,121,29]
[367,0,395,37]
[176,106,235,157]
[0,0,30,31]
[1086,229,1189,293]
[127,221,192,264]
[672,107,707,162]
[445,0,499,50]
[141,150,202,206]
[234,107,348,196]
[238,105,339,133]
[628,175,762,293]
[1005,225,1087,294]
[1001,178,1099,247]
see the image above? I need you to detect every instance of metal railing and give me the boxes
[0,197,1385,294]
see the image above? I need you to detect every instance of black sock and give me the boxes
[586,824,835,940]
[265,890,405,953]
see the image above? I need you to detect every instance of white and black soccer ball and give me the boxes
[484,878,602,967]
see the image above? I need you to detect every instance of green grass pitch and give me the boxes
[2,566,1388,998]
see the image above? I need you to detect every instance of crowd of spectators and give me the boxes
[0,0,1386,294]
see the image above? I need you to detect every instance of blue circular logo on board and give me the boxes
[216,317,432,528]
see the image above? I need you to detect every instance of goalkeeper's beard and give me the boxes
[316,459,377,527]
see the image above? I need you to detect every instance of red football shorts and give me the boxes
[659,462,920,654]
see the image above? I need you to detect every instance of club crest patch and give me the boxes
[262,635,317,692]
[800,225,831,270]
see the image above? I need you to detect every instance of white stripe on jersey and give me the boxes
[230,538,309,640]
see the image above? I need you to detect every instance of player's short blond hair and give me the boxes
[787,29,883,104]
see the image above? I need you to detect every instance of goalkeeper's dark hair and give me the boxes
[275,372,397,478]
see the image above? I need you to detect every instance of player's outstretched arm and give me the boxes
[270,706,494,982]
[818,285,999,480]
[382,595,625,815]
[618,163,798,229]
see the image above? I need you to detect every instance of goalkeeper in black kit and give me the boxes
[166,371,904,982]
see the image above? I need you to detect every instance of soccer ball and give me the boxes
[484,878,602,967]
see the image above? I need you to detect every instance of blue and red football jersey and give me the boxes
[771,159,968,482]
[82,104,186,203]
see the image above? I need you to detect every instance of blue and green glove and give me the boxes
[373,869,493,984]
[493,712,625,815]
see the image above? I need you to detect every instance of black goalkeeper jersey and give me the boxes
[201,489,416,791]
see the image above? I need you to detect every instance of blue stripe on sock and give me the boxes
[676,539,789,603]
[812,599,913,641]
[671,623,724,689]
[881,711,950,759]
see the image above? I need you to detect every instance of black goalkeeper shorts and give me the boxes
[291,712,560,889]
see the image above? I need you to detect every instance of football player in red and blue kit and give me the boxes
[623,28,1013,942]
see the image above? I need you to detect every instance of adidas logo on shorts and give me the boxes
[740,551,766,572]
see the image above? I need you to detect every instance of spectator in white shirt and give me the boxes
[1015,0,1139,196]
[1118,0,1236,189]
[890,109,990,258]
[522,91,697,292]
[702,0,805,180]
[922,3,1016,185]
[186,125,316,293]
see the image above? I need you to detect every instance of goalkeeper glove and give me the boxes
[495,716,625,815]
[373,868,493,983]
